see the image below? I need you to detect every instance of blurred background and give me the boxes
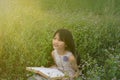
[0,0,120,80]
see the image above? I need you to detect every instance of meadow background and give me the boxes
[0,0,120,80]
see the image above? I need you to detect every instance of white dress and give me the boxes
[53,49,75,78]
[28,50,75,80]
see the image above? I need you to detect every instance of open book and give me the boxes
[26,67,65,79]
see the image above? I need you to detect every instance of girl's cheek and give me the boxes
[52,40,55,44]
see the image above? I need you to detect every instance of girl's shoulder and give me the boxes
[51,50,56,55]
[67,52,76,62]
[69,55,76,61]
[51,50,55,58]
[66,51,73,56]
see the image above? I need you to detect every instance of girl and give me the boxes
[51,28,79,80]
[28,29,79,80]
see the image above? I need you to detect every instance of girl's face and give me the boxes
[52,33,66,51]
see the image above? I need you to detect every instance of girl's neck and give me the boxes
[56,49,67,55]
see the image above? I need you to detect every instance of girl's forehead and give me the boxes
[54,33,62,40]
[54,33,59,37]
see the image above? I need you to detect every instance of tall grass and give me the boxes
[0,0,120,79]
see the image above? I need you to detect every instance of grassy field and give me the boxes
[0,0,120,80]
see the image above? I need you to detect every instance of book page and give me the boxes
[27,67,65,78]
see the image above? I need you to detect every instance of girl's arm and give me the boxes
[69,55,80,78]
[50,51,57,68]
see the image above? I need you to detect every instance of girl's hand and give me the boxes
[50,65,57,68]
[73,71,80,78]
[41,66,44,68]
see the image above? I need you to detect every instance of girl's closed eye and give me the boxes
[53,37,56,40]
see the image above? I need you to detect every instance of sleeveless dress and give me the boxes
[53,49,75,79]
[27,50,75,80]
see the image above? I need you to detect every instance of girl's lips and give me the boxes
[53,45,58,48]
[53,44,58,47]
[53,45,57,47]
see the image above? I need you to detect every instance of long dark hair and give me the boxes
[53,29,75,55]
[53,28,82,66]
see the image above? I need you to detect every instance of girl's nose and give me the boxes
[54,40,58,44]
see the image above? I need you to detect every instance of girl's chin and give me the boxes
[53,47,57,49]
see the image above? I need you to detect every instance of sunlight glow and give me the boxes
[0,0,43,24]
